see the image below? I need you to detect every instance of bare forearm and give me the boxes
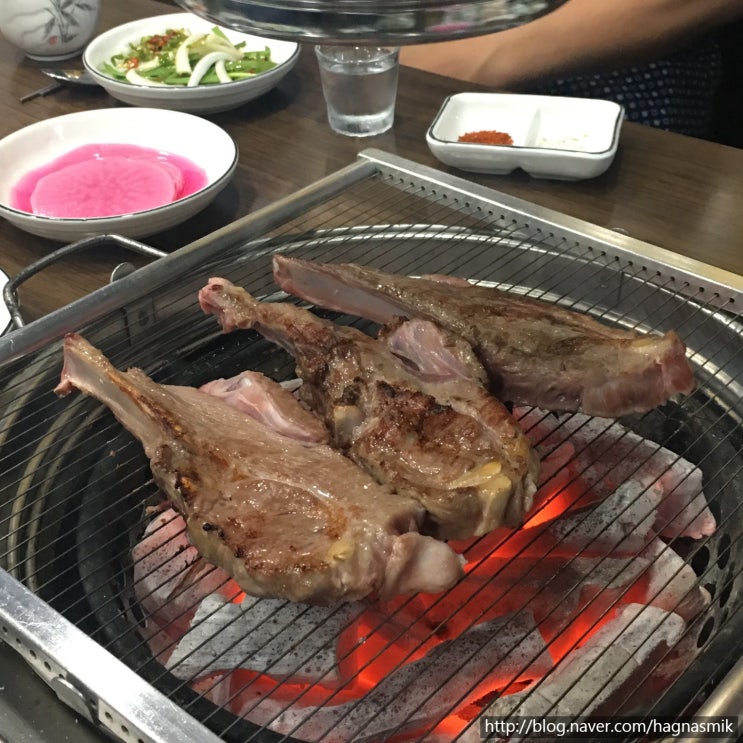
[400,0,743,88]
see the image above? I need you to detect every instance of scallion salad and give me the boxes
[102,27,277,87]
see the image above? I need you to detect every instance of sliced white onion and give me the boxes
[201,31,243,60]
[125,68,169,87]
[214,59,232,83]
[174,32,206,74]
[187,51,235,87]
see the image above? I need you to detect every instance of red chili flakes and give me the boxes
[458,130,514,146]
[146,30,180,52]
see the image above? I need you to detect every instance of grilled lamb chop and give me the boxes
[55,334,464,605]
[199,279,539,540]
[272,256,696,418]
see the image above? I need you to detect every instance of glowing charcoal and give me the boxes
[517,407,716,539]
[242,611,552,742]
[626,538,711,622]
[459,604,686,743]
[652,463,714,539]
[545,479,661,556]
[166,595,364,684]
[191,671,232,708]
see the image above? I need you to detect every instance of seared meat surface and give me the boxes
[199,279,538,540]
[55,334,464,604]
[272,256,696,418]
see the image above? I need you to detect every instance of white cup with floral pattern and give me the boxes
[0,0,101,61]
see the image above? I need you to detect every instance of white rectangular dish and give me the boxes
[426,92,624,180]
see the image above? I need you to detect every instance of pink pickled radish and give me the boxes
[30,157,181,218]
[10,143,209,219]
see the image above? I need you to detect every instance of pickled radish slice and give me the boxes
[156,160,186,195]
[31,158,180,218]
[10,143,209,219]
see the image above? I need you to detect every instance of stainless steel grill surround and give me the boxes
[0,150,742,743]
[173,0,557,44]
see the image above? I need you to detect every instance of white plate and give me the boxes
[426,92,624,180]
[83,12,299,114]
[0,268,10,336]
[0,107,238,242]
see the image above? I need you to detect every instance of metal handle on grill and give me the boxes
[3,234,166,329]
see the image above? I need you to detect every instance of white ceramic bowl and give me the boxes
[82,12,299,114]
[426,92,624,180]
[0,108,238,242]
[0,0,101,61]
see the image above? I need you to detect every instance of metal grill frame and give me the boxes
[1,149,742,743]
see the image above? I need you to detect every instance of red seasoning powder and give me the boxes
[458,130,514,145]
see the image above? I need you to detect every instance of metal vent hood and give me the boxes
[174,0,557,44]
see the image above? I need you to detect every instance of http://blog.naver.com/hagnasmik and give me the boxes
[478,716,738,740]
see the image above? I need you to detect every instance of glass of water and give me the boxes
[315,45,400,137]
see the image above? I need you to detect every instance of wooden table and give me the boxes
[2,0,743,326]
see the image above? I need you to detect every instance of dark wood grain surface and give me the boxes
[2,0,743,324]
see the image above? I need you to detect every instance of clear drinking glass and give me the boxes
[315,45,400,137]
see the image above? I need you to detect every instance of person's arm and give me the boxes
[400,0,743,88]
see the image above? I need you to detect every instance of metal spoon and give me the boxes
[20,67,98,103]
[41,67,98,85]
